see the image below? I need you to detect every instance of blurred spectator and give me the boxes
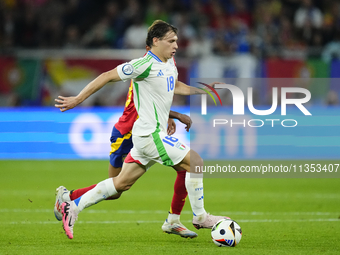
[14,6,39,48]
[40,16,64,48]
[279,16,297,47]
[322,34,340,63]
[63,25,81,49]
[105,1,127,48]
[228,0,252,29]
[172,13,196,55]
[256,11,280,50]
[186,30,213,58]
[145,0,169,26]
[1,0,340,107]
[212,34,231,56]
[122,0,142,26]
[123,16,148,49]
[188,0,209,32]
[81,17,114,49]
[267,0,283,20]
[204,0,228,30]
[332,1,340,32]
[1,10,16,49]
[294,0,323,28]
[38,0,65,48]
[224,18,251,54]
[294,0,323,45]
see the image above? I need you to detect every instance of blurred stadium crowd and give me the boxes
[0,0,340,107]
[1,0,340,57]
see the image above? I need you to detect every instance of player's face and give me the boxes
[157,31,178,61]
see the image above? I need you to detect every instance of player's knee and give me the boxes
[191,149,203,167]
[115,182,133,192]
[121,184,132,191]
[107,192,122,200]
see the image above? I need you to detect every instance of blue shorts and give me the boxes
[109,126,133,168]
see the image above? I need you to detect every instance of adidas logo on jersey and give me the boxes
[157,70,164,76]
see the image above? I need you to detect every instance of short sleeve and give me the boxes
[117,57,152,82]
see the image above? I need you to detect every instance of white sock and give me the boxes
[167,213,180,224]
[185,172,206,218]
[74,178,117,212]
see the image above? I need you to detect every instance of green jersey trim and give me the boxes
[136,63,153,79]
[134,82,140,111]
[133,54,152,69]
[151,103,174,166]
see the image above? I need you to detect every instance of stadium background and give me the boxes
[1,0,340,160]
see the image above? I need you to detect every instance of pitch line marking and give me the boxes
[0,209,339,216]
[1,218,339,225]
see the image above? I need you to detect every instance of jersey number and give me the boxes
[167,76,174,92]
[162,135,178,147]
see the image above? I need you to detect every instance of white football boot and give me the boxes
[162,219,198,238]
[54,186,71,221]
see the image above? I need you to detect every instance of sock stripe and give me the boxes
[74,197,81,206]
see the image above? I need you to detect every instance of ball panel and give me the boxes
[211,219,242,247]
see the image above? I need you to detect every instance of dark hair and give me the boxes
[146,20,178,48]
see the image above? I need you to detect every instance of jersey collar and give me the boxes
[147,51,163,62]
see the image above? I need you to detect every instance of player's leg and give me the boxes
[54,129,132,220]
[156,134,205,221]
[61,161,146,239]
[176,149,230,229]
[175,149,206,217]
[65,163,122,201]
[54,165,119,221]
[68,150,127,200]
[161,166,198,238]
[170,167,187,216]
[155,134,197,237]
[70,128,132,199]
[108,165,122,178]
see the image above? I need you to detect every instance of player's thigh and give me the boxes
[172,165,185,171]
[157,133,203,172]
[113,162,146,192]
[108,165,122,178]
[176,149,203,173]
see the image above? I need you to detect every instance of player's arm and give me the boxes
[169,110,192,132]
[174,80,200,95]
[55,68,122,112]
[174,80,223,95]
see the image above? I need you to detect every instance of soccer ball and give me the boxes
[211,219,242,247]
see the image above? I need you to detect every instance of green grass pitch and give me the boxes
[0,160,339,255]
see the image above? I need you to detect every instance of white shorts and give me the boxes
[125,131,190,170]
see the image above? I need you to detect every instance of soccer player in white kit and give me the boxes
[55,20,228,239]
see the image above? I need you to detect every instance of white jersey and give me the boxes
[117,51,178,136]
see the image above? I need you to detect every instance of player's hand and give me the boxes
[210,82,224,89]
[197,81,224,91]
[167,118,176,135]
[177,113,192,132]
[55,96,79,112]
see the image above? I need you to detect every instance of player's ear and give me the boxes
[153,37,159,46]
